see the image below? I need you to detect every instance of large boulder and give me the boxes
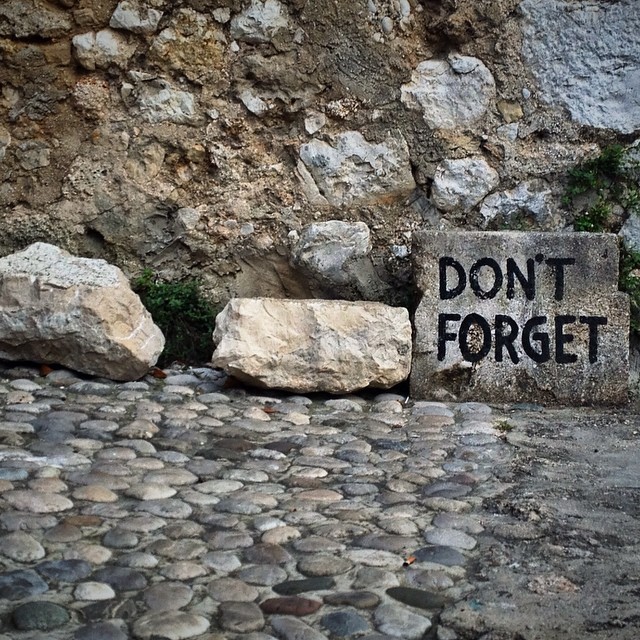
[0,243,164,381]
[211,298,411,393]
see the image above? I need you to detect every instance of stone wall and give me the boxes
[1,0,639,306]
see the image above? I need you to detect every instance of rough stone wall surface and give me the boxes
[0,0,638,306]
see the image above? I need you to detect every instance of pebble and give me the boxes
[12,601,70,630]
[219,601,265,632]
[298,554,353,576]
[273,577,336,595]
[373,604,432,639]
[324,591,381,609]
[3,489,73,513]
[75,581,117,600]
[36,558,92,582]
[322,609,371,636]
[131,611,209,639]
[0,569,48,599]
[271,616,329,640]
[0,532,46,562]
[143,581,193,610]
[386,586,449,610]
[208,577,259,602]
[424,528,477,550]
[260,596,322,616]
[236,564,288,585]
[74,622,128,640]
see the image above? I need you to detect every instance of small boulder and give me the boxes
[290,221,392,301]
[212,298,411,393]
[0,243,164,381]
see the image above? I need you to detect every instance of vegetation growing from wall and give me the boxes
[133,269,219,367]
[563,144,640,331]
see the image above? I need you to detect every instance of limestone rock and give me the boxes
[401,55,495,129]
[72,30,137,71]
[123,79,197,125]
[230,0,290,44]
[110,1,163,35]
[211,298,411,393]
[0,127,10,162]
[298,131,416,207]
[619,214,640,254]
[149,9,226,86]
[290,221,391,301]
[431,157,499,212]
[15,141,50,171]
[479,181,554,228]
[521,0,640,134]
[0,243,164,381]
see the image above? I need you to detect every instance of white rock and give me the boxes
[0,243,164,381]
[521,0,640,133]
[479,181,553,228]
[110,0,163,34]
[238,89,269,116]
[75,581,117,601]
[213,8,231,24]
[0,127,10,162]
[401,55,495,129]
[212,298,412,393]
[230,0,290,43]
[291,221,371,287]
[299,131,416,206]
[431,157,499,212]
[619,214,640,254]
[304,110,326,135]
[72,29,137,71]
[133,80,197,125]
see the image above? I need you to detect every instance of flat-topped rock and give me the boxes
[212,298,411,393]
[411,231,629,405]
[0,243,164,381]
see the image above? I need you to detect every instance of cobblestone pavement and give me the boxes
[0,364,638,640]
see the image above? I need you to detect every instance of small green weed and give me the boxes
[563,144,640,232]
[495,420,515,433]
[564,144,640,335]
[133,269,219,367]
[620,249,640,332]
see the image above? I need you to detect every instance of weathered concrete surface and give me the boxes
[0,243,164,381]
[411,231,629,405]
[211,298,411,393]
[521,0,640,133]
[442,405,640,640]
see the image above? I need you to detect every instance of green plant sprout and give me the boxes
[133,269,219,367]
[564,144,640,332]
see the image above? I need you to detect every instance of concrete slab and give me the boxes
[411,231,629,405]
